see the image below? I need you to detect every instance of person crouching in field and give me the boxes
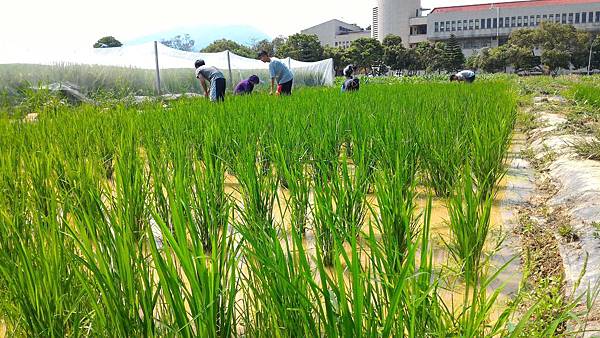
[450,70,476,83]
[341,64,360,92]
[234,75,260,95]
[195,59,226,102]
[258,50,294,96]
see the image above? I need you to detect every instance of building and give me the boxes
[372,7,380,39]
[301,19,371,48]
[372,0,600,56]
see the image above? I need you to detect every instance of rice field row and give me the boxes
[0,82,571,336]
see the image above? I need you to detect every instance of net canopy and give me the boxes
[0,42,334,94]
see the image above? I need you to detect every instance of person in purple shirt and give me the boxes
[234,75,260,95]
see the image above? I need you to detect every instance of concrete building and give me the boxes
[371,0,600,55]
[301,19,371,48]
[426,0,600,56]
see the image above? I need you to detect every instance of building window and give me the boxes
[435,22,439,32]
[452,20,456,31]
[469,19,474,30]
[475,19,480,29]
[440,21,445,31]
[543,14,547,21]
[569,13,574,24]
[458,22,462,31]
[499,17,504,28]
[582,12,587,23]
[481,18,485,29]
[517,16,522,27]
[549,14,554,21]
[596,11,600,23]
[446,21,450,32]
[562,13,567,24]
[576,13,580,24]
[511,17,516,27]
[463,20,468,30]
[590,12,594,22]
[536,15,541,25]
[531,15,535,25]
[524,16,529,27]
[487,18,492,28]
[555,14,560,23]
[493,18,498,28]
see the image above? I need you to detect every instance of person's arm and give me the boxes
[199,76,209,97]
[270,78,275,95]
[269,62,276,95]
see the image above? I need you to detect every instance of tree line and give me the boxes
[94,22,599,74]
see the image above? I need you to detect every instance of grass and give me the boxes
[0,78,594,336]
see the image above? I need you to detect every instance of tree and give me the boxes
[472,46,510,73]
[251,39,274,56]
[414,41,446,72]
[443,34,465,72]
[571,30,593,70]
[323,46,350,75]
[591,35,600,70]
[541,49,571,74]
[278,34,324,62]
[93,36,122,48]
[201,39,254,58]
[271,36,287,58]
[382,35,409,71]
[346,38,384,73]
[382,34,403,48]
[161,34,195,52]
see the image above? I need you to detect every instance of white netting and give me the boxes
[0,42,334,90]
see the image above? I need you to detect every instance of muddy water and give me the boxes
[220,134,532,318]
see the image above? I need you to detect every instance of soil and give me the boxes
[523,95,600,336]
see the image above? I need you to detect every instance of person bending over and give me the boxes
[195,59,226,102]
[258,50,294,96]
[234,75,260,95]
[450,70,476,83]
[341,64,360,92]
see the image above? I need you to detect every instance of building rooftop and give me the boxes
[430,0,600,14]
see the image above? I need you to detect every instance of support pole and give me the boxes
[227,50,233,89]
[154,41,161,96]
[588,36,595,75]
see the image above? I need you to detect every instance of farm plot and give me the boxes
[0,81,587,336]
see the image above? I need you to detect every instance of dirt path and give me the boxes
[524,95,600,335]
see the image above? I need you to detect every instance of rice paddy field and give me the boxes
[0,79,594,337]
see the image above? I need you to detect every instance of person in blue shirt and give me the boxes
[450,70,476,83]
[258,50,294,95]
[341,64,360,92]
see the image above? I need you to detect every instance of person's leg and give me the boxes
[280,80,293,95]
[209,79,218,102]
[215,78,226,102]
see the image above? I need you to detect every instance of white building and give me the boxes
[371,0,600,56]
[301,19,372,48]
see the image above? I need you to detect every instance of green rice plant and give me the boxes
[146,151,239,336]
[446,165,494,281]
[0,153,92,337]
[370,162,418,274]
[312,162,339,268]
[234,142,279,230]
[272,140,311,234]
